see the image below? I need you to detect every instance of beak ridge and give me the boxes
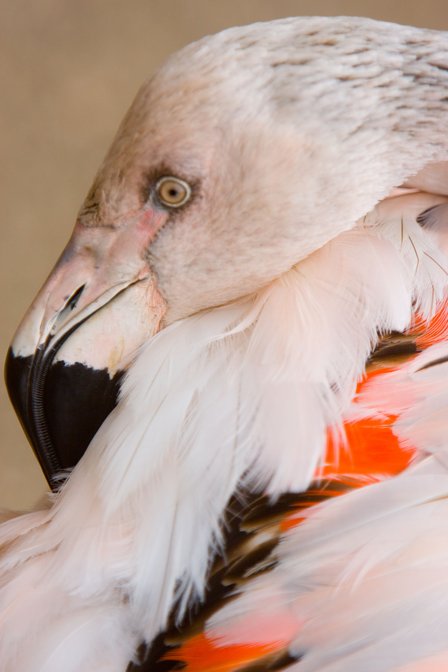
[5,226,166,488]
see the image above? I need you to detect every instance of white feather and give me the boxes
[2,194,447,669]
[206,310,448,671]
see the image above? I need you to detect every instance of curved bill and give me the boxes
[5,218,166,489]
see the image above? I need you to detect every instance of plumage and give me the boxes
[2,15,448,672]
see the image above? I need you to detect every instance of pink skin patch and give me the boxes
[12,205,168,360]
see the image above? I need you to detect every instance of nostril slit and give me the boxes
[65,285,86,312]
[416,205,441,228]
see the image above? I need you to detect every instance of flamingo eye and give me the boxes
[155,176,192,208]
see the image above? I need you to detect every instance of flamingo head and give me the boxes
[5,16,447,486]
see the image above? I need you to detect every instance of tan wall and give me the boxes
[1,0,447,509]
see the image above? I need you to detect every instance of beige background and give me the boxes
[1,0,448,510]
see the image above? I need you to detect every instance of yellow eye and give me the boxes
[155,176,192,208]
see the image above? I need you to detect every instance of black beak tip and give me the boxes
[5,346,124,489]
[4,347,36,457]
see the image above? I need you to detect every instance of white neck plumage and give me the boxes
[2,181,447,669]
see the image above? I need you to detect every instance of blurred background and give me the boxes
[1,0,448,509]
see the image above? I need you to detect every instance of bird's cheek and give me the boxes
[5,208,167,487]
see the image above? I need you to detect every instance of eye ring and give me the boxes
[155,176,192,209]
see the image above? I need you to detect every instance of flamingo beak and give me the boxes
[4,212,166,489]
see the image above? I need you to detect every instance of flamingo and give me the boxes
[2,15,448,672]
